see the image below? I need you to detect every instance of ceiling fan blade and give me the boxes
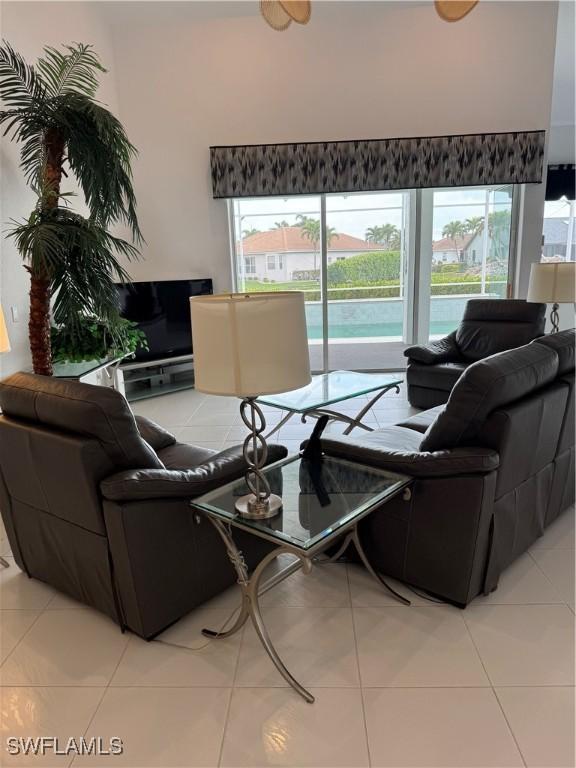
[260,0,293,30]
[279,1,312,25]
[435,1,479,22]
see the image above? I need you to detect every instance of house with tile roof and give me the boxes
[238,226,376,281]
[432,235,474,264]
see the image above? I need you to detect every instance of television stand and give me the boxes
[115,354,195,402]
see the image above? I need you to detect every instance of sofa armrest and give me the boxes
[319,436,499,478]
[404,331,460,364]
[101,443,288,501]
[134,415,177,451]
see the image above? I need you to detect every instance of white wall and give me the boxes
[0,0,560,375]
[106,0,558,294]
[0,2,120,376]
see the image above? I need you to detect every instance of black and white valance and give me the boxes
[210,130,545,199]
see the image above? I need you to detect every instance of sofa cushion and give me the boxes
[533,328,575,376]
[0,372,163,470]
[134,415,177,451]
[407,361,468,391]
[396,405,445,434]
[420,343,559,452]
[320,426,499,478]
[455,299,546,361]
[158,442,218,470]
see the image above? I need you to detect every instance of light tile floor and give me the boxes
[0,384,574,767]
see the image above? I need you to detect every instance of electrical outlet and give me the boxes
[10,306,18,323]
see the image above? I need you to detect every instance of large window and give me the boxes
[230,187,518,372]
[542,197,575,261]
[428,186,514,337]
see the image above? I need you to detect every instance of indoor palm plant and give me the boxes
[0,42,142,375]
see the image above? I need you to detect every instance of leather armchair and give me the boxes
[0,373,286,638]
[404,299,546,408]
[320,331,575,607]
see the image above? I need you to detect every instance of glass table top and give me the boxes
[257,371,403,413]
[192,454,410,552]
[52,355,126,379]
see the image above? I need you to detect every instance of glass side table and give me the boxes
[192,453,412,703]
[257,370,403,437]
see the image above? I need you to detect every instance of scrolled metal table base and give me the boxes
[201,513,409,703]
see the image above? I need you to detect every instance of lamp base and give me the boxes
[235,493,283,519]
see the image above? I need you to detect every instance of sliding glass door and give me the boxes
[229,186,518,372]
[324,192,410,370]
[428,185,514,338]
[230,196,323,368]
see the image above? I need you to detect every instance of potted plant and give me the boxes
[0,42,142,375]
[51,316,148,365]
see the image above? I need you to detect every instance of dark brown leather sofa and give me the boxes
[320,329,575,607]
[404,299,546,408]
[0,373,286,638]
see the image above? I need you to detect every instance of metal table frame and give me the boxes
[264,380,401,438]
[194,481,412,704]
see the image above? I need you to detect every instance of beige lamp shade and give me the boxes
[527,262,576,304]
[190,292,311,398]
[0,305,11,353]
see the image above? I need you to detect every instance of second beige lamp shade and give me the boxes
[190,292,311,398]
[0,305,11,354]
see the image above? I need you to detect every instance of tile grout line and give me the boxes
[347,564,374,768]
[217,593,247,768]
[461,612,528,767]
[69,627,131,768]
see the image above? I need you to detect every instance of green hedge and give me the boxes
[326,251,401,284]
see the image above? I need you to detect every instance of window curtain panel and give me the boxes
[210,130,545,199]
[545,164,575,201]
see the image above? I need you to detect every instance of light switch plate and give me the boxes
[10,306,18,323]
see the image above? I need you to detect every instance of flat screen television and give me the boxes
[117,278,213,362]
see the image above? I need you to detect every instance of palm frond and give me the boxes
[37,43,105,99]
[0,41,47,109]
[55,94,142,241]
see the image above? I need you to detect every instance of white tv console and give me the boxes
[115,354,195,401]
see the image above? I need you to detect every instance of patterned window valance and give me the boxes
[210,130,545,199]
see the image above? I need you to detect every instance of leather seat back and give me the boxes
[0,417,115,534]
[533,329,575,456]
[455,299,546,361]
[0,372,163,471]
[420,343,559,452]
[476,381,568,498]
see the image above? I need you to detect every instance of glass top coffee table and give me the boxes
[192,453,412,703]
[257,370,403,437]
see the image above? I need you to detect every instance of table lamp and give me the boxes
[0,305,11,354]
[190,292,311,519]
[527,262,576,333]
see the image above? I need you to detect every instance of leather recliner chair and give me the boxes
[0,373,286,638]
[318,329,575,607]
[404,299,546,408]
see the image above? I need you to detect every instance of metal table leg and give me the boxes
[201,516,315,703]
[324,524,410,606]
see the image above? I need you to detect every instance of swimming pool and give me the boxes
[305,295,483,340]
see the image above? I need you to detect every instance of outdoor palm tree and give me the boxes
[0,42,141,375]
[274,220,290,228]
[365,223,400,249]
[464,216,484,235]
[242,227,260,237]
[442,220,466,262]
[296,215,338,270]
[365,225,385,244]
